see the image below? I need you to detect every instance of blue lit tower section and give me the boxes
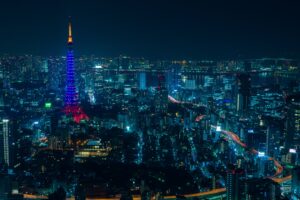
[65,24,77,106]
[64,20,88,123]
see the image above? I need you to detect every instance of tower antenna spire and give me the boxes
[68,17,73,44]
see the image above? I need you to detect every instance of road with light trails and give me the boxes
[24,194,121,200]
[163,188,226,199]
[167,96,291,188]
[195,114,206,122]
[272,175,292,184]
[168,93,285,178]
[210,125,284,178]
[168,95,207,108]
[24,189,226,200]
[23,174,290,200]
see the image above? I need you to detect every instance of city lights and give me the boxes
[0,2,298,199]
[45,102,52,108]
[289,149,297,154]
[258,152,265,157]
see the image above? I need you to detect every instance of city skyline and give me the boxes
[0,1,300,200]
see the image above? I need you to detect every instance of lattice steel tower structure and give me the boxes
[64,19,88,123]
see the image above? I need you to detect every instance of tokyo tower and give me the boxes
[64,19,88,123]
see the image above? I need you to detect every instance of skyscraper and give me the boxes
[286,100,300,149]
[240,178,280,200]
[138,72,146,90]
[155,74,168,113]
[64,19,88,123]
[292,166,300,199]
[226,166,243,200]
[236,73,251,115]
[0,118,10,167]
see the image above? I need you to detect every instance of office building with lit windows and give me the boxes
[0,118,10,167]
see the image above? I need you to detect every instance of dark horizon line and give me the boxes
[0,52,299,61]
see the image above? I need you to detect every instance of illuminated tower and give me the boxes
[64,19,88,123]
[65,21,77,106]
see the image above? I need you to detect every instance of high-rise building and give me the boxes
[166,64,181,91]
[266,126,279,156]
[64,19,88,123]
[226,166,243,200]
[292,166,300,199]
[138,72,147,90]
[184,79,196,90]
[240,178,281,200]
[286,100,300,149]
[155,74,168,113]
[236,73,251,115]
[0,118,10,167]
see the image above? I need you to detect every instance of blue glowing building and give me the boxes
[138,72,146,90]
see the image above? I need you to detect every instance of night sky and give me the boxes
[0,0,300,59]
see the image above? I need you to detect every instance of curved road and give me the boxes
[168,94,284,178]
[168,95,289,181]
[210,125,283,178]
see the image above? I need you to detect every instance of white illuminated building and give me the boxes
[1,118,10,166]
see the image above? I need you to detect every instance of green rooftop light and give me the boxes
[45,102,52,109]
